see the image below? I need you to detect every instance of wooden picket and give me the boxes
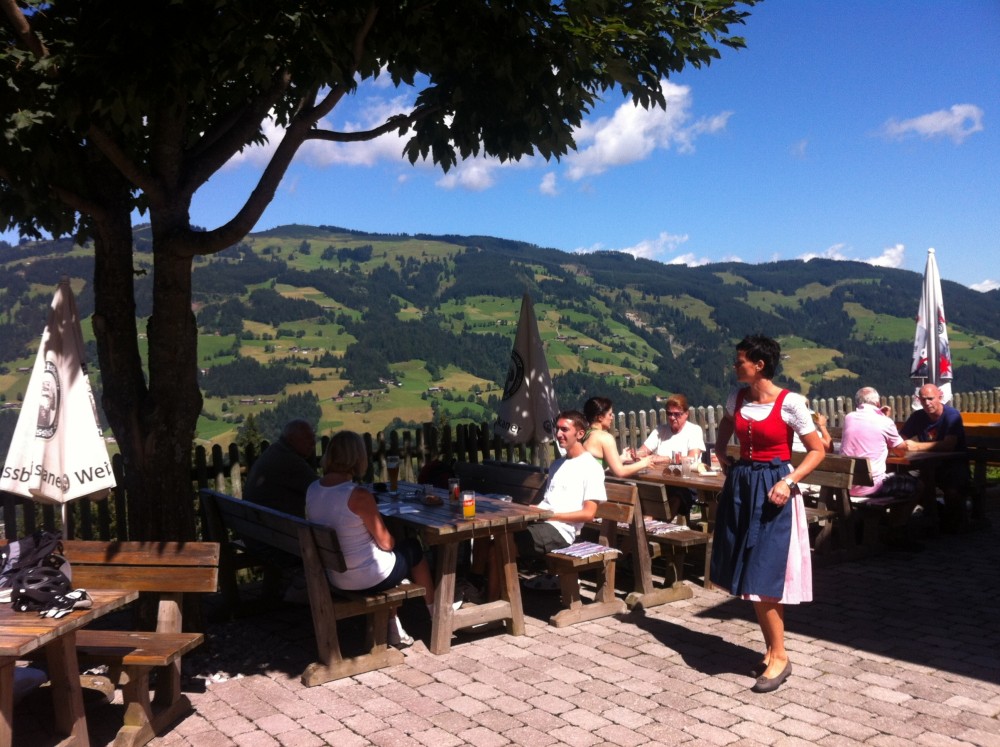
[2,388,997,541]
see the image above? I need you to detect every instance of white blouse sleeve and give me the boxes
[782,392,817,437]
[725,387,741,417]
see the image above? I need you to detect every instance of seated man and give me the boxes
[245,419,318,517]
[490,410,607,595]
[243,419,318,599]
[840,387,914,501]
[900,384,970,530]
[631,394,704,519]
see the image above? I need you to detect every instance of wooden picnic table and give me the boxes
[633,466,726,528]
[1,588,138,747]
[887,450,969,520]
[375,482,551,655]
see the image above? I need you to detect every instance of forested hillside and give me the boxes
[1,225,998,448]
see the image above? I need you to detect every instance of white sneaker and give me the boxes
[387,618,414,649]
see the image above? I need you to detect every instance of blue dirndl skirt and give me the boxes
[710,458,793,599]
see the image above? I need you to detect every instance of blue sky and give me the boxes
[7,1,999,290]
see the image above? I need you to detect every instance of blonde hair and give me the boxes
[321,431,369,478]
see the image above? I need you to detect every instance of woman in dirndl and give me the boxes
[710,334,826,693]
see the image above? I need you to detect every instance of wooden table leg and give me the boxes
[44,632,89,746]
[1,659,14,747]
[499,532,525,636]
[429,543,459,655]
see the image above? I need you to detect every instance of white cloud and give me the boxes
[436,159,498,191]
[799,243,906,269]
[861,243,905,268]
[618,231,690,261]
[565,81,729,180]
[799,243,849,262]
[223,78,731,191]
[971,279,1000,293]
[666,252,715,267]
[539,172,558,196]
[790,139,808,159]
[881,104,984,145]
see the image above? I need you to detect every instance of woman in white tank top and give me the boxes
[306,431,438,648]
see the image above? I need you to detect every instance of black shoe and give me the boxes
[752,660,791,693]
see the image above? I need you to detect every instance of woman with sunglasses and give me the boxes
[630,393,706,518]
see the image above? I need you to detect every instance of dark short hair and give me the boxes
[583,396,613,424]
[556,410,589,434]
[737,334,781,379]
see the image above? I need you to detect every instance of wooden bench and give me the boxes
[620,478,712,597]
[965,426,1000,525]
[455,461,547,505]
[199,489,425,686]
[544,481,636,627]
[724,446,875,558]
[60,540,218,747]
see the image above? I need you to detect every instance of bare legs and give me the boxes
[752,600,788,678]
[409,557,436,605]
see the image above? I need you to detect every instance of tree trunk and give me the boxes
[91,209,200,543]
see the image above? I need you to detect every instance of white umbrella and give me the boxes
[910,247,954,406]
[494,293,560,457]
[0,279,116,531]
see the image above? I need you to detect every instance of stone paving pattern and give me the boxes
[14,498,1000,746]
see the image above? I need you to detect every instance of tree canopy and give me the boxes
[0,0,761,541]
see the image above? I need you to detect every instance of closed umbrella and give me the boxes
[494,293,560,461]
[0,279,116,532]
[910,247,954,406]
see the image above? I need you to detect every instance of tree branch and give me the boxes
[0,0,48,58]
[178,5,384,256]
[87,125,162,202]
[307,105,443,143]
[182,69,294,193]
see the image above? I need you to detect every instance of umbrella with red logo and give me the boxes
[909,247,954,407]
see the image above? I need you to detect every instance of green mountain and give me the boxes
[1,225,998,447]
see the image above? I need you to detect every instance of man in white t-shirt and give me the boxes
[489,411,606,595]
[517,410,607,555]
[631,394,704,517]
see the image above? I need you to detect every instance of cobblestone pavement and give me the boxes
[15,499,1000,746]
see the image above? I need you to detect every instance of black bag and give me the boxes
[0,530,70,590]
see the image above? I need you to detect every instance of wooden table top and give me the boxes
[631,468,726,492]
[887,450,967,466]
[373,482,552,542]
[0,588,138,658]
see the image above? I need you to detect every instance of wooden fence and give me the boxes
[3,388,998,541]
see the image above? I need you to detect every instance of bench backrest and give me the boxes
[725,445,871,489]
[455,462,547,505]
[200,488,348,573]
[596,481,637,527]
[62,541,219,593]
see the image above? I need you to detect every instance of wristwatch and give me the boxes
[783,476,796,489]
